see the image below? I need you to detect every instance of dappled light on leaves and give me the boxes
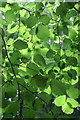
[1,1,80,119]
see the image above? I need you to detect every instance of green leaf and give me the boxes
[56,3,67,18]
[5,102,20,114]
[66,57,78,66]
[5,84,17,98]
[35,2,44,12]
[34,98,43,110]
[2,99,10,108]
[69,28,77,40]
[5,10,16,23]
[20,48,31,58]
[65,2,75,9]
[46,49,55,58]
[67,69,77,80]
[54,54,61,62]
[36,24,49,40]
[0,2,7,7]
[10,50,21,64]
[40,14,50,25]
[14,40,28,50]
[33,75,48,88]
[50,80,66,97]
[62,102,74,114]
[47,69,55,79]
[7,24,19,33]
[77,42,80,51]
[11,3,20,11]
[26,15,38,28]
[14,77,25,86]
[26,62,40,76]
[58,61,65,70]
[63,38,72,49]
[67,98,79,108]
[39,92,50,103]
[54,95,66,107]
[21,90,34,105]
[33,54,46,66]
[66,87,79,99]
[23,108,36,118]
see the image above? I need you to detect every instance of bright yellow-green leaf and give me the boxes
[62,102,74,114]
[67,98,79,108]
[54,95,66,107]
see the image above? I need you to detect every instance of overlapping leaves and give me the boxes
[1,1,79,119]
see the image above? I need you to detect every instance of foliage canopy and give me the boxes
[0,1,80,119]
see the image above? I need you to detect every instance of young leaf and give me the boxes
[54,95,66,107]
[67,98,79,108]
[62,102,74,114]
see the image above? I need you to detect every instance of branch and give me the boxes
[7,2,32,13]
[73,6,80,13]
[18,83,21,101]
[1,32,16,77]
[20,7,32,13]
[19,100,24,118]
[19,83,47,104]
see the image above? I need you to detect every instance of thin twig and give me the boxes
[1,33,16,77]
[73,6,80,13]
[19,100,24,118]
[19,83,47,104]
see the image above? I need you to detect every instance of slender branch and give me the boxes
[20,7,32,13]
[19,100,24,118]
[19,83,47,104]
[1,34,16,77]
[73,6,80,13]
[18,83,21,101]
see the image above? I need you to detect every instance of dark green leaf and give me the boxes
[14,40,28,50]
[33,54,46,66]
[66,57,78,66]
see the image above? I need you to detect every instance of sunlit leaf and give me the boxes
[54,95,66,107]
[5,10,16,23]
[62,102,74,114]
[67,98,79,108]
[36,24,49,40]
